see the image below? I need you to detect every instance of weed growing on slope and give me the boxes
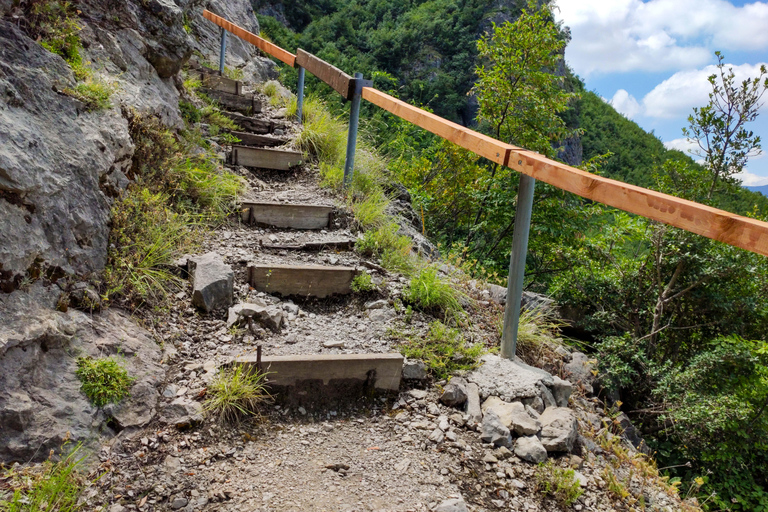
[400,321,484,380]
[75,356,134,407]
[204,365,271,424]
[535,461,584,506]
[351,273,378,293]
[0,443,87,512]
[63,79,116,111]
[295,96,347,165]
[403,265,466,322]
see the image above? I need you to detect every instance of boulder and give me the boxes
[539,407,578,452]
[440,377,468,407]
[480,410,513,448]
[190,252,234,313]
[514,435,548,463]
[467,354,551,401]
[482,397,541,436]
[402,359,428,380]
[160,398,203,430]
[550,376,573,407]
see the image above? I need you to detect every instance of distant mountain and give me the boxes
[746,185,768,197]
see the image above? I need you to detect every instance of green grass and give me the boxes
[63,77,116,111]
[75,356,134,407]
[295,97,347,166]
[401,321,485,380]
[0,444,86,512]
[535,461,584,507]
[204,365,271,424]
[351,273,377,293]
[403,265,466,321]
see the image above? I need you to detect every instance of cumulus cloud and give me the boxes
[736,170,768,186]
[554,0,768,75]
[642,63,768,118]
[609,89,642,118]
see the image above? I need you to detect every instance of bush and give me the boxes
[403,265,465,321]
[75,356,134,407]
[0,444,86,512]
[204,365,271,424]
[401,321,484,380]
[535,461,584,506]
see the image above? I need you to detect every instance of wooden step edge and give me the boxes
[230,146,304,171]
[228,131,289,148]
[240,202,333,229]
[247,264,359,298]
[260,239,356,252]
[235,353,404,392]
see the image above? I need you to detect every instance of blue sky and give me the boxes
[553,0,768,185]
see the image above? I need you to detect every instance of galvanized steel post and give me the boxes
[500,174,536,360]
[343,72,364,188]
[219,27,227,74]
[296,66,306,124]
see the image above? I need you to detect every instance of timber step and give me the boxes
[260,238,355,252]
[199,87,262,115]
[230,145,303,170]
[223,112,288,134]
[190,69,243,95]
[229,131,288,148]
[235,353,403,405]
[240,201,333,229]
[247,264,358,298]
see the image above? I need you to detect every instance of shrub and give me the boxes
[204,365,271,424]
[351,273,377,293]
[401,321,484,379]
[535,461,584,506]
[403,265,465,321]
[0,443,86,512]
[75,356,134,407]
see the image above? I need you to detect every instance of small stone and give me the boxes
[365,299,388,310]
[573,471,588,487]
[538,382,558,409]
[435,497,469,512]
[514,436,548,463]
[550,376,573,407]
[465,382,482,426]
[169,496,188,509]
[323,340,345,348]
[483,453,499,463]
[408,389,429,400]
[494,446,513,460]
[402,359,428,380]
[109,504,127,512]
[162,384,179,398]
[449,413,466,427]
[429,428,445,443]
[440,377,469,407]
[539,407,578,452]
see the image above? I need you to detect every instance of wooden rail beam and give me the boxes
[202,10,296,67]
[362,87,768,257]
[295,49,355,100]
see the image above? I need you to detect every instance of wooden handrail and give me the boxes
[202,10,768,258]
[203,10,296,67]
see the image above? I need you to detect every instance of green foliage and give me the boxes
[534,461,584,506]
[0,444,86,512]
[204,365,271,424]
[27,0,82,67]
[295,96,347,165]
[683,52,768,199]
[351,273,377,293]
[474,1,576,156]
[75,356,134,407]
[400,321,484,380]
[63,79,116,111]
[403,265,465,321]
[179,100,202,124]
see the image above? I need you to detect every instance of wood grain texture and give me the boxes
[229,132,288,147]
[199,88,261,115]
[202,10,296,66]
[295,49,354,99]
[241,202,332,229]
[198,73,241,95]
[231,146,304,170]
[237,353,404,391]
[361,87,510,166]
[248,264,358,297]
[362,87,768,257]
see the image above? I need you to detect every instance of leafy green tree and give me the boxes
[682,52,768,199]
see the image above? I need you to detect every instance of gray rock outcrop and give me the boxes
[467,354,550,401]
[480,410,513,448]
[190,252,234,312]
[564,351,597,394]
[539,407,578,453]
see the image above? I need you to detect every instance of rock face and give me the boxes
[539,407,578,453]
[0,285,163,462]
[190,252,234,312]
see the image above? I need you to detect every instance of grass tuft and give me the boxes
[400,321,485,380]
[63,76,116,111]
[295,97,347,165]
[403,265,466,321]
[204,365,271,424]
[351,273,378,293]
[535,461,584,506]
[75,356,134,407]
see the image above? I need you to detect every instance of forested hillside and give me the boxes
[256,1,768,509]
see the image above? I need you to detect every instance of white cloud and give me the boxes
[554,0,768,76]
[609,89,642,118]
[736,170,768,186]
[642,63,768,118]
[664,137,702,157]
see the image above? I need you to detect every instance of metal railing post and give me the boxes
[501,174,536,359]
[296,65,305,124]
[219,27,227,74]
[343,72,364,188]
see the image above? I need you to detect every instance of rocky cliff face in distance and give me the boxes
[0,0,273,462]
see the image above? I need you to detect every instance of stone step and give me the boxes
[223,112,288,134]
[229,131,289,148]
[199,87,262,116]
[247,264,358,298]
[230,145,303,170]
[240,202,333,229]
[235,353,404,403]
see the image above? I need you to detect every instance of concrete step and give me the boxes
[247,264,358,298]
[241,201,332,229]
[223,112,288,134]
[235,353,404,405]
[200,87,262,116]
[230,145,303,170]
[229,131,289,148]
